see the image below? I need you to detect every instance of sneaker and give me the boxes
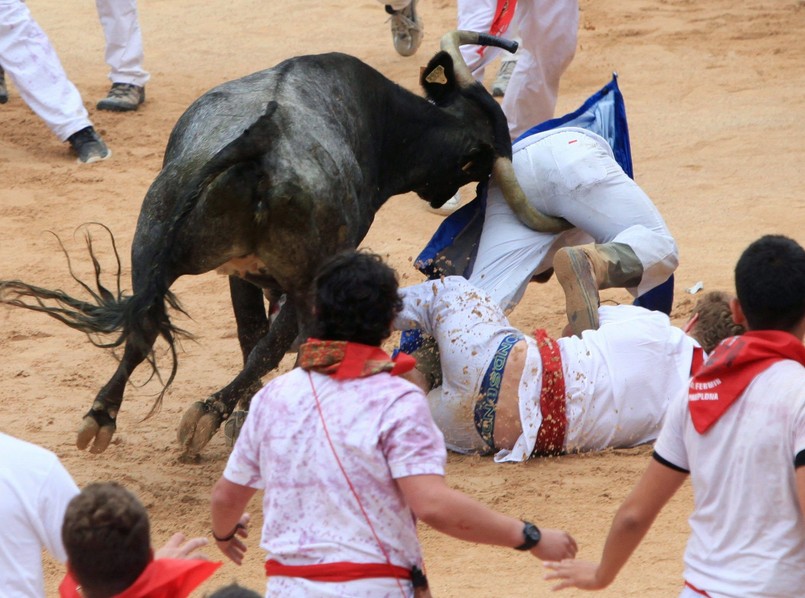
[492,60,516,97]
[427,191,461,215]
[67,126,111,164]
[0,66,8,104]
[385,1,423,57]
[97,82,145,112]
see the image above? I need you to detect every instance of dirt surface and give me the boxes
[1,0,803,595]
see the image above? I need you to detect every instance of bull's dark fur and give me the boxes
[0,50,513,454]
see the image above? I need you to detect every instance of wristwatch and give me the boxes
[514,521,542,551]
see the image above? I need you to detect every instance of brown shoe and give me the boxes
[553,245,602,336]
[97,83,145,112]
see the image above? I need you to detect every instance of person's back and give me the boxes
[227,365,443,595]
[0,433,79,597]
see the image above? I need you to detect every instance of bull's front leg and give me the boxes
[177,300,299,456]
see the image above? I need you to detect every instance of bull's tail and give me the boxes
[0,224,190,414]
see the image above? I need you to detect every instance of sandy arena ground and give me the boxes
[1,0,804,595]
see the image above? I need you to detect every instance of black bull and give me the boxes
[0,33,569,456]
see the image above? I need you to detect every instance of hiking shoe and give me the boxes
[427,190,461,215]
[0,66,8,104]
[385,1,423,57]
[96,82,145,112]
[492,59,516,97]
[67,126,111,164]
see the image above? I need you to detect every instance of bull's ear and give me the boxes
[421,51,459,105]
[459,143,496,179]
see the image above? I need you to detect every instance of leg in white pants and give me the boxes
[95,0,149,87]
[0,0,91,141]
[470,129,678,311]
[503,0,579,138]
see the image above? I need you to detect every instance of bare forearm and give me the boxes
[594,507,656,587]
[210,477,254,538]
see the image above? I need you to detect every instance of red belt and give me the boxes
[684,580,712,597]
[531,329,567,457]
[265,559,412,583]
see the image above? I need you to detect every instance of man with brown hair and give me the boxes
[60,482,220,598]
[395,276,743,461]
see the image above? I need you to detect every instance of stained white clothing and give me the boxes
[0,0,91,140]
[457,0,578,137]
[654,359,805,597]
[396,277,697,462]
[224,368,446,598]
[95,0,149,87]
[0,432,80,598]
[469,127,679,312]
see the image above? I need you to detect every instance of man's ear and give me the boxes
[730,297,747,327]
[421,51,459,105]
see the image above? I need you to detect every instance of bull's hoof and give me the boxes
[77,412,117,453]
[177,401,222,456]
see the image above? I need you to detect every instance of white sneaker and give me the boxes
[492,60,516,97]
[385,1,423,57]
[427,191,461,215]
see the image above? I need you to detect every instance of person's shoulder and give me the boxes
[0,432,58,461]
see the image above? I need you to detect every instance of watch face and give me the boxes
[516,522,541,550]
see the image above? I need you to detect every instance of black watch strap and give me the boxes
[514,521,541,551]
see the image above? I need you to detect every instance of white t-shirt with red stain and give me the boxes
[224,368,446,598]
[654,359,805,597]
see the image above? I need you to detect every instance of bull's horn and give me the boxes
[440,31,519,88]
[493,158,573,233]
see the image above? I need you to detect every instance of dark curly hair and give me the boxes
[735,235,805,332]
[62,482,151,597]
[309,250,403,346]
[690,291,745,352]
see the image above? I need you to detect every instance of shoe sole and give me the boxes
[77,148,112,165]
[553,247,600,336]
[96,102,142,112]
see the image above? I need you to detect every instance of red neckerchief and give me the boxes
[688,331,805,433]
[477,0,518,58]
[59,559,221,598]
[298,339,416,380]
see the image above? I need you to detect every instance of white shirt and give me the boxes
[0,433,79,598]
[654,359,805,597]
[224,368,447,598]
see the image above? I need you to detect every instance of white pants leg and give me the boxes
[396,277,520,453]
[0,0,91,141]
[470,129,678,310]
[95,0,149,87]
[502,0,578,138]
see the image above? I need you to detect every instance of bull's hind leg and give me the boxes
[77,328,159,453]
[177,299,299,456]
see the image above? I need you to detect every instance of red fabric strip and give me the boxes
[684,580,712,597]
[690,346,705,376]
[265,559,412,582]
[477,0,518,58]
[688,330,805,433]
[532,329,567,456]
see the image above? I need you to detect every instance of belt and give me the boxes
[530,329,567,457]
[265,559,412,582]
[474,332,523,450]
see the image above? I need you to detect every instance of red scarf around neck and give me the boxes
[298,339,416,380]
[688,330,805,433]
[59,558,220,598]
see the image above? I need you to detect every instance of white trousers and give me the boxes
[457,0,579,138]
[469,128,679,312]
[95,0,149,86]
[0,0,91,140]
[396,277,695,462]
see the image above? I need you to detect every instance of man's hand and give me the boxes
[154,533,209,560]
[544,559,606,591]
[215,513,251,565]
[530,528,578,561]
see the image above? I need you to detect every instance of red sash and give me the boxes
[531,329,567,456]
[59,559,220,598]
[265,559,412,582]
[688,331,805,433]
[298,339,416,379]
[477,0,518,58]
